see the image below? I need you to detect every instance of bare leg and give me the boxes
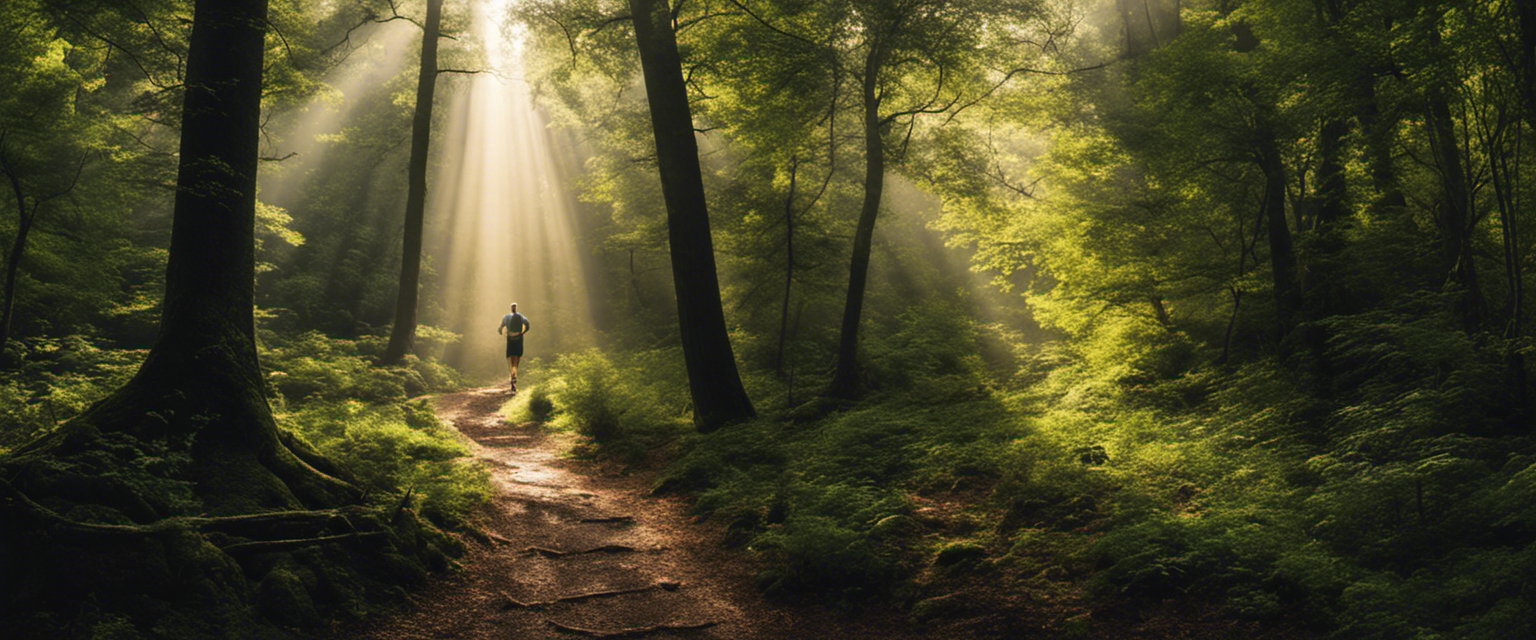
[507,356,516,387]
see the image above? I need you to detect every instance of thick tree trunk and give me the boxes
[827,44,886,400]
[381,0,445,365]
[12,0,357,514]
[628,0,755,431]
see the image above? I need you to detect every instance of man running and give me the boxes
[497,302,531,392]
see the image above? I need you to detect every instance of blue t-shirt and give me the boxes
[501,312,529,337]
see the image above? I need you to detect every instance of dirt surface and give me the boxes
[349,386,927,640]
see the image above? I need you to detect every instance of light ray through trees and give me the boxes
[433,0,596,379]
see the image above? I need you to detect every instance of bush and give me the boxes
[0,336,144,452]
[542,349,690,460]
[753,515,903,601]
[279,399,489,527]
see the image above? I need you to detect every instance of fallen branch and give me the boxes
[546,619,717,638]
[524,544,637,558]
[501,581,680,609]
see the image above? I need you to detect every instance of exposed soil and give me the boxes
[347,386,928,640]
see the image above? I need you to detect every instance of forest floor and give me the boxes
[344,386,1319,640]
[345,386,929,640]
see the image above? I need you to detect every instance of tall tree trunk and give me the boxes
[628,0,755,431]
[1517,0,1535,125]
[1256,121,1302,340]
[775,157,799,377]
[827,43,887,400]
[1307,116,1351,320]
[1423,24,1483,330]
[1355,75,1408,213]
[0,170,33,359]
[381,0,445,365]
[13,0,356,513]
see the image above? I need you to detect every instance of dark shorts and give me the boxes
[506,336,524,357]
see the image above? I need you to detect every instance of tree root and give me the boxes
[501,581,680,609]
[577,512,632,521]
[546,619,717,638]
[2,476,369,553]
[219,531,387,556]
[462,527,515,546]
[523,544,638,558]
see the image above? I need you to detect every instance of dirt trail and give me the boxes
[352,386,923,640]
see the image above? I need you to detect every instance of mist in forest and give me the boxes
[429,0,597,380]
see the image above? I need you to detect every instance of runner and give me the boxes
[497,302,530,392]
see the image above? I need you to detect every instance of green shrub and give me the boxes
[543,349,689,459]
[0,336,144,452]
[752,515,902,601]
[277,399,488,527]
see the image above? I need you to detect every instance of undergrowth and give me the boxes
[1,329,487,527]
[530,301,1536,638]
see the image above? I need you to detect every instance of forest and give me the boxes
[1,0,1533,638]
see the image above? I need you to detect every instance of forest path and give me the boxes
[350,385,922,640]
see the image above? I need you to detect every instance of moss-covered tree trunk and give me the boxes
[628,0,756,431]
[381,0,445,366]
[10,0,355,515]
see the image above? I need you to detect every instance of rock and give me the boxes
[935,541,986,567]
[911,592,979,623]
[254,568,320,628]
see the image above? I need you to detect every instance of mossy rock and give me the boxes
[935,541,987,567]
[869,514,920,539]
[254,567,320,628]
[911,592,980,623]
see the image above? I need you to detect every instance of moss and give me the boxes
[911,592,981,623]
[935,541,987,567]
[254,567,320,629]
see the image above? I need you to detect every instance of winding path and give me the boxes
[352,386,921,640]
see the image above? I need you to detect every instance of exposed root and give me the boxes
[2,477,349,540]
[523,544,638,558]
[463,527,516,547]
[546,619,718,638]
[500,581,681,609]
[579,515,635,525]
[218,531,387,556]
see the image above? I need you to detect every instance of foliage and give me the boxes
[279,398,489,526]
[535,349,692,462]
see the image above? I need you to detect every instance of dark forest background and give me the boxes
[3,0,1535,637]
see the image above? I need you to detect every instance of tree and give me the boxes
[382,0,447,365]
[627,0,756,430]
[825,0,1020,398]
[10,0,355,512]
